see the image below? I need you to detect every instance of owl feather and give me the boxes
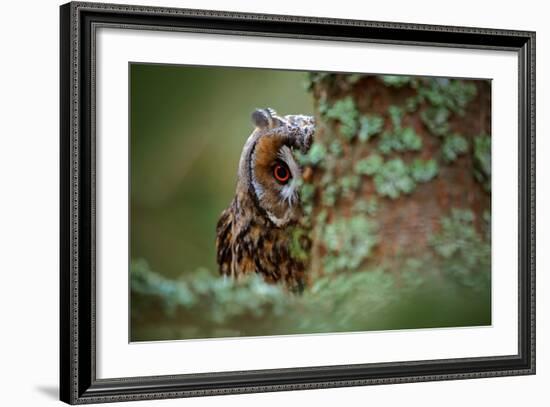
[215,108,315,291]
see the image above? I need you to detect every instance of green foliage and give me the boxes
[355,154,383,176]
[308,270,399,329]
[430,209,491,291]
[421,106,451,137]
[325,97,359,140]
[131,259,197,315]
[442,134,469,162]
[131,260,289,323]
[321,215,378,273]
[473,134,491,191]
[380,75,413,88]
[373,158,416,199]
[410,158,439,183]
[131,258,491,341]
[358,115,384,142]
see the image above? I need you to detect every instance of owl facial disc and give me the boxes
[240,108,315,227]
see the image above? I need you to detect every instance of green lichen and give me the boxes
[299,182,315,204]
[377,105,422,154]
[380,75,413,88]
[321,215,378,273]
[298,181,316,220]
[473,134,491,191]
[413,79,479,163]
[320,170,334,187]
[355,154,383,176]
[388,105,404,129]
[405,94,422,112]
[132,257,491,341]
[328,139,343,157]
[442,134,469,162]
[410,158,439,183]
[316,209,328,227]
[322,184,339,207]
[339,175,361,197]
[289,226,311,263]
[304,72,333,91]
[418,78,477,116]
[131,259,196,315]
[482,210,491,241]
[373,158,416,199]
[421,106,451,137]
[358,115,384,142]
[318,98,330,117]
[325,97,359,140]
[131,260,289,321]
[378,127,422,154]
[352,197,379,215]
[430,209,490,291]
[400,127,423,150]
[346,74,363,85]
[297,142,326,167]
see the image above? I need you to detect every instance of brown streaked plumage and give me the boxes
[215,108,315,291]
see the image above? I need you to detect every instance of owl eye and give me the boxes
[273,162,291,184]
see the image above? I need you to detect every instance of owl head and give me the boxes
[236,108,315,227]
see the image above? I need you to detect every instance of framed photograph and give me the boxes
[60,1,536,404]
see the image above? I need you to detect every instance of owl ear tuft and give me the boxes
[252,108,281,129]
[251,108,272,129]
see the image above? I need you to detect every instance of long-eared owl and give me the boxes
[215,108,315,291]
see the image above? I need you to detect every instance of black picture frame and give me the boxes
[60,1,536,404]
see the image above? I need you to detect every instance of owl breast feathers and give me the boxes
[215,108,315,291]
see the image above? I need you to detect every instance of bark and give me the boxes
[306,75,491,276]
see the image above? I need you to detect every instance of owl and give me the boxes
[216,108,315,292]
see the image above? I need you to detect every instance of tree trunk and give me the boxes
[302,74,491,278]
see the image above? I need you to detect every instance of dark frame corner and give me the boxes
[60,1,535,404]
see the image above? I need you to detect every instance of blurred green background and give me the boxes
[131,64,313,278]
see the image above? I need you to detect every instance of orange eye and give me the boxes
[273,163,291,183]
